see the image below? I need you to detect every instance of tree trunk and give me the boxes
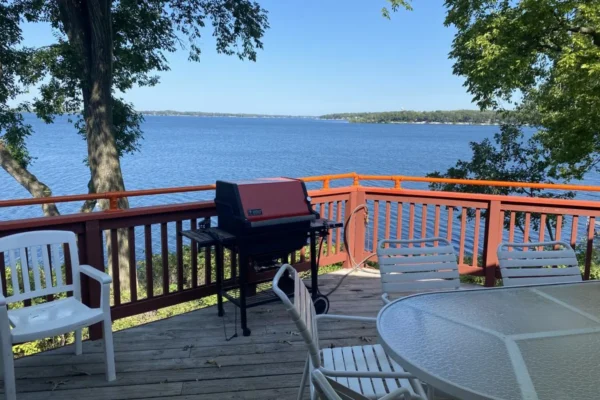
[0,141,60,217]
[58,0,132,292]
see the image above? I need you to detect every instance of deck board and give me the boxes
[7,270,423,399]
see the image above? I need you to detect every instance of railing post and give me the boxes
[83,220,105,340]
[343,187,366,268]
[482,200,502,287]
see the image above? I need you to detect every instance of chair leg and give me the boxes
[297,356,309,400]
[0,339,16,400]
[102,318,116,381]
[75,329,83,355]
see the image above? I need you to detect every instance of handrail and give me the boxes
[302,172,600,192]
[2,172,600,211]
[0,184,216,210]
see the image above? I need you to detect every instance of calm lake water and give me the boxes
[2,115,599,256]
[0,115,551,219]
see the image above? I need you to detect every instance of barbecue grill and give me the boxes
[182,177,341,336]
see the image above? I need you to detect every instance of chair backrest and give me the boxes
[377,237,460,295]
[497,241,582,286]
[273,264,320,368]
[311,370,370,400]
[0,231,81,303]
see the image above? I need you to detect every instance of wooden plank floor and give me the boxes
[9,269,392,400]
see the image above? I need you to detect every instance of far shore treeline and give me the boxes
[139,109,517,125]
[320,110,514,125]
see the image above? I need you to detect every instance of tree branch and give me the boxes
[568,26,600,46]
[0,141,60,217]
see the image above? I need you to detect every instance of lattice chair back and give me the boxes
[377,238,460,302]
[497,241,582,286]
[273,264,321,368]
[0,231,82,304]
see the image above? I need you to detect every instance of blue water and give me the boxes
[1,114,556,220]
[2,115,599,260]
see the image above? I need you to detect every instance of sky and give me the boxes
[18,1,475,116]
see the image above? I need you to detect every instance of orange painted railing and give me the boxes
[4,172,600,211]
[1,173,600,339]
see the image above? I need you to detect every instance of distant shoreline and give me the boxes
[140,112,502,126]
[140,109,510,125]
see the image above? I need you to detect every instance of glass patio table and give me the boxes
[377,281,600,400]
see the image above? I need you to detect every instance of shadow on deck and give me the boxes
[10,269,393,400]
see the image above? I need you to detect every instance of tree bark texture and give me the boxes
[57,0,132,291]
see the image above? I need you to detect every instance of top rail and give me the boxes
[2,172,600,211]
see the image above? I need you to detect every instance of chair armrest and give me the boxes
[80,264,112,284]
[383,387,426,400]
[380,386,414,400]
[316,314,377,323]
[382,293,391,304]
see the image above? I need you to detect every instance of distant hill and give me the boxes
[320,110,514,125]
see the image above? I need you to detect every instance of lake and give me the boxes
[2,115,599,256]
[3,114,576,221]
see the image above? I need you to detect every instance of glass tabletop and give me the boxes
[377,281,600,400]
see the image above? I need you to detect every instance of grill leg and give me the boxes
[216,244,224,317]
[239,252,251,336]
[310,231,318,300]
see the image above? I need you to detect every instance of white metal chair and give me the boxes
[273,264,427,400]
[0,230,116,400]
[497,241,583,286]
[377,238,461,304]
[312,370,414,400]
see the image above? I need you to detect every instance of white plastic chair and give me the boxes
[312,369,414,400]
[377,238,461,304]
[0,230,116,399]
[497,241,583,286]
[273,264,427,400]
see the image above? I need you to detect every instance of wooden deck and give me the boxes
[9,269,399,400]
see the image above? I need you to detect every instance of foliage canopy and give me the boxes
[445,0,600,177]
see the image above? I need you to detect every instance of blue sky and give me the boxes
[18,1,475,116]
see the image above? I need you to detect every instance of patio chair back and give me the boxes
[311,369,370,400]
[498,241,582,286]
[0,231,81,304]
[377,238,460,295]
[273,264,321,368]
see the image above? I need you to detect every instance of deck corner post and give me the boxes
[344,187,367,268]
[482,200,502,287]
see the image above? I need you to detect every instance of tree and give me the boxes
[427,124,575,238]
[445,0,600,177]
[0,0,269,287]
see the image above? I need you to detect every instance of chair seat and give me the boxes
[8,297,103,342]
[321,344,418,399]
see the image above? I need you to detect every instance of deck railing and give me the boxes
[1,173,600,338]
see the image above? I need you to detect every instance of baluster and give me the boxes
[176,220,184,291]
[335,201,342,254]
[128,227,137,302]
[396,202,403,240]
[190,219,198,288]
[110,229,121,305]
[161,223,169,294]
[585,217,595,280]
[144,225,154,298]
[372,201,379,252]
[459,208,467,265]
[570,216,579,248]
[420,204,428,246]
[472,209,481,267]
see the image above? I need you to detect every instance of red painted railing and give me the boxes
[1,173,600,338]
